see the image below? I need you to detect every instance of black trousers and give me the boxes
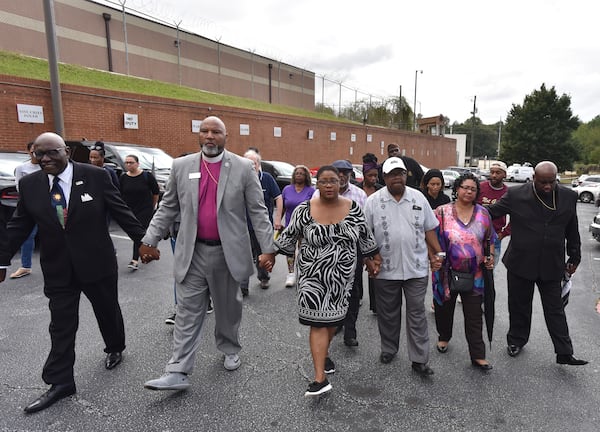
[343,253,364,340]
[434,291,485,360]
[506,271,573,355]
[42,273,125,385]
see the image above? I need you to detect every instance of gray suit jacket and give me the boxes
[142,150,275,283]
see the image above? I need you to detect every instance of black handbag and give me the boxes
[448,269,474,293]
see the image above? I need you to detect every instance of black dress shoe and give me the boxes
[105,351,123,370]
[411,362,434,376]
[471,360,493,371]
[240,286,249,297]
[24,383,76,414]
[507,344,522,357]
[556,354,588,365]
[380,352,394,364]
[344,338,359,347]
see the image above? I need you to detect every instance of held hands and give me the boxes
[364,254,382,278]
[566,262,578,275]
[484,255,494,269]
[258,253,276,272]
[139,244,160,264]
[429,254,444,272]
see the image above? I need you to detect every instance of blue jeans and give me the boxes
[20,225,38,268]
[493,238,502,269]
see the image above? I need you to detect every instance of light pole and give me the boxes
[413,70,422,131]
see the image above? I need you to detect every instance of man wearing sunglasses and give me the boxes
[0,132,145,413]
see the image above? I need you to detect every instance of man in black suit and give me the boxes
[488,161,587,366]
[0,132,146,413]
[385,143,424,189]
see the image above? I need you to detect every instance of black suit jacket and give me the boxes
[4,162,145,287]
[488,183,580,281]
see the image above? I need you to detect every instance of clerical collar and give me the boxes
[202,152,224,163]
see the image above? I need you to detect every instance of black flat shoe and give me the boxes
[380,352,394,364]
[556,354,588,365]
[105,351,123,370]
[471,360,493,371]
[436,343,448,353]
[344,338,359,347]
[412,362,434,376]
[24,383,76,414]
[507,344,522,357]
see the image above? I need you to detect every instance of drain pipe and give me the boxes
[102,13,113,71]
[268,63,273,103]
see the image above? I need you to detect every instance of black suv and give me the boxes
[66,140,173,193]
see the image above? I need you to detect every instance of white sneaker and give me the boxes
[285,273,296,288]
[144,372,190,391]
[224,354,241,371]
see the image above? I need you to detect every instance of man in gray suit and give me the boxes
[140,116,276,390]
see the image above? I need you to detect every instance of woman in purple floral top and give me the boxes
[433,172,496,370]
[279,165,315,287]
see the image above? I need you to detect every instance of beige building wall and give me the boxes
[0,0,314,110]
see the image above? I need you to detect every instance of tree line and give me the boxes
[318,84,600,173]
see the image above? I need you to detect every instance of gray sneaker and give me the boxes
[224,354,241,371]
[144,372,190,391]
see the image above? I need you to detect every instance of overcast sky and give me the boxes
[99,0,599,125]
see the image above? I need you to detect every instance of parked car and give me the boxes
[589,209,600,242]
[578,175,600,187]
[0,151,31,220]
[441,169,461,188]
[507,166,534,182]
[572,174,590,187]
[573,183,600,204]
[261,160,297,192]
[66,140,173,194]
[352,164,364,183]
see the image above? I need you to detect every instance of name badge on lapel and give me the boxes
[80,193,93,202]
[189,172,201,179]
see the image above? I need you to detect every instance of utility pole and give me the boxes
[469,95,477,166]
[398,85,402,129]
[42,0,65,136]
[413,70,422,131]
[497,118,502,157]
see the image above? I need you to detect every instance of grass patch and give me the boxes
[0,50,349,123]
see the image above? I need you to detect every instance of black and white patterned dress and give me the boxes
[276,200,379,327]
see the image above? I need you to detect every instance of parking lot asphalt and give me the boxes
[0,201,598,431]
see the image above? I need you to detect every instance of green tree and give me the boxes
[573,115,600,164]
[500,84,580,171]
[451,118,500,162]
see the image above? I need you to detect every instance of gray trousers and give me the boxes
[166,243,243,374]
[373,277,429,364]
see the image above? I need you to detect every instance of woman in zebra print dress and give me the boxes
[276,165,381,396]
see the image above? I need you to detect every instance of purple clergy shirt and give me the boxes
[197,157,221,240]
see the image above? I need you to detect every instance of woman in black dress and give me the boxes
[120,154,159,270]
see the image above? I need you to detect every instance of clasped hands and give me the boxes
[139,244,160,263]
[258,253,276,272]
[364,254,382,278]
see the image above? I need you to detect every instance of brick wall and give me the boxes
[0,76,456,169]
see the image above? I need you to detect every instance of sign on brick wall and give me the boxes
[124,113,139,129]
[17,104,44,124]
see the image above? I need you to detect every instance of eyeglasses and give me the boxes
[459,185,477,192]
[33,148,65,159]
[317,179,340,186]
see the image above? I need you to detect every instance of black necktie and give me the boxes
[51,176,67,228]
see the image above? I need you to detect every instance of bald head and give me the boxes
[533,161,558,193]
[199,116,227,157]
[33,132,70,175]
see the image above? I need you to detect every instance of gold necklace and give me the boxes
[532,184,556,210]
[202,158,219,185]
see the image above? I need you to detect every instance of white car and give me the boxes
[441,169,460,188]
[573,183,600,204]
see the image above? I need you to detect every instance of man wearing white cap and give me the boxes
[478,161,511,259]
[364,157,443,375]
